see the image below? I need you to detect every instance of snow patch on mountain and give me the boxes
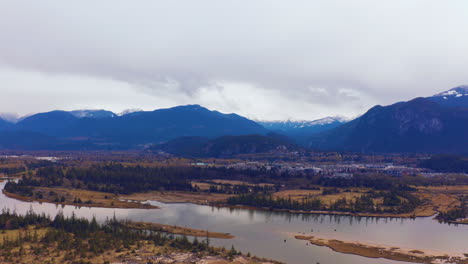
[70,110,116,119]
[0,113,21,123]
[118,108,143,116]
[433,85,468,97]
[257,116,350,131]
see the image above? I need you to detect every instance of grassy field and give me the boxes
[273,188,367,206]
[191,179,274,192]
[122,191,233,205]
[3,187,158,209]
[270,185,468,218]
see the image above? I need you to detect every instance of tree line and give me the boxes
[0,208,225,263]
[226,189,421,214]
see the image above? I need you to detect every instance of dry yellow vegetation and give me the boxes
[270,185,468,218]
[122,191,233,205]
[4,187,158,209]
[273,188,371,206]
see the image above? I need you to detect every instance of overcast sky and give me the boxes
[1,0,467,121]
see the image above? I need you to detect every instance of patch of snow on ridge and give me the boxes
[433,85,468,97]
[118,108,143,116]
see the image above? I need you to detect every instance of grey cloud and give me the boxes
[0,0,467,120]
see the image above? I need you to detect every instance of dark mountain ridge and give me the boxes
[308,97,468,153]
[1,105,268,149]
[152,134,302,158]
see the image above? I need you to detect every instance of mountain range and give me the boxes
[257,117,349,136]
[307,86,468,153]
[0,105,268,149]
[0,86,467,153]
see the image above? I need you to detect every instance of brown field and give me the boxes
[211,179,274,187]
[3,187,158,209]
[126,221,234,239]
[122,191,233,205]
[192,180,274,192]
[192,181,213,191]
[414,185,467,216]
[273,188,370,206]
[295,234,468,264]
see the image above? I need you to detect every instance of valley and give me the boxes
[0,152,467,264]
[2,3,468,263]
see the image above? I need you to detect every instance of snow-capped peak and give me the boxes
[433,85,468,97]
[118,108,143,116]
[308,116,350,126]
[257,116,350,129]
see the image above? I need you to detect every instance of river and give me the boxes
[1,181,467,264]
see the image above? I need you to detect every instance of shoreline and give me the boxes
[121,191,441,220]
[121,191,233,206]
[294,234,468,264]
[126,221,235,239]
[220,204,438,220]
[4,186,463,222]
[3,189,159,209]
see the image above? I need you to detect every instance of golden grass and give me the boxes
[211,179,274,187]
[271,186,466,218]
[4,187,158,209]
[272,188,371,206]
[192,180,274,192]
[121,191,233,205]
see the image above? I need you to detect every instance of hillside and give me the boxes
[428,85,468,108]
[0,117,11,130]
[152,134,301,158]
[1,105,268,149]
[308,97,468,153]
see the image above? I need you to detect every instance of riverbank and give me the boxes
[224,204,442,220]
[4,184,465,222]
[126,221,235,239]
[3,187,158,209]
[295,234,468,264]
[121,191,233,205]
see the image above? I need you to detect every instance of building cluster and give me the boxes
[219,161,432,179]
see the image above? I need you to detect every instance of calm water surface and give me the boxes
[1,181,467,264]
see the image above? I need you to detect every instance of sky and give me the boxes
[1,0,468,121]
